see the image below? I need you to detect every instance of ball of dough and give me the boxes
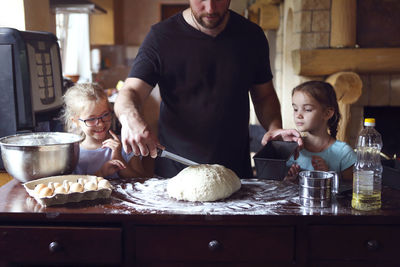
[167,164,241,202]
[97,179,112,189]
[69,182,84,193]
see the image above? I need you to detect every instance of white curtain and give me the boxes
[57,13,92,83]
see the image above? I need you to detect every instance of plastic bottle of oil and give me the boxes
[352,118,383,211]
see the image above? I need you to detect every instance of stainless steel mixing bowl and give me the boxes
[0,132,83,183]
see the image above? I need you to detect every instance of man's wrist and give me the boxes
[119,112,147,129]
[118,113,130,126]
[268,120,282,131]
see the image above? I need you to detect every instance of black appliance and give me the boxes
[0,28,64,169]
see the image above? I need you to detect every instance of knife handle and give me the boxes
[156,147,164,157]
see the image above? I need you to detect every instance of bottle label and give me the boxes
[354,170,374,192]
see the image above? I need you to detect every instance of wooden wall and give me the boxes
[357,0,400,48]
[116,0,247,45]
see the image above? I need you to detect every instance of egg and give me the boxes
[54,186,67,194]
[87,176,98,182]
[69,182,84,193]
[53,182,62,189]
[34,183,46,195]
[84,181,97,191]
[98,179,112,189]
[78,178,88,185]
[38,186,54,197]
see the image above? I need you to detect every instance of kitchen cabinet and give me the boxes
[90,0,123,45]
[0,178,399,266]
[0,225,122,266]
[135,225,294,265]
[308,225,400,265]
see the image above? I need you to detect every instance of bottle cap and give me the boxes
[364,118,376,126]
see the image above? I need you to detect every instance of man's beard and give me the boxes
[193,9,228,29]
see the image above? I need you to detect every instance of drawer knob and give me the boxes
[366,240,379,251]
[208,240,221,251]
[49,241,62,253]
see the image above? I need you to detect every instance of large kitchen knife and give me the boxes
[157,148,199,166]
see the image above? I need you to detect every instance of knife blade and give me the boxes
[157,148,199,166]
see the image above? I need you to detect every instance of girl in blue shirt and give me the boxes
[287,81,356,181]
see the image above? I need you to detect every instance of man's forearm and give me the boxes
[251,81,283,131]
[255,100,282,131]
[252,90,282,131]
[114,88,145,126]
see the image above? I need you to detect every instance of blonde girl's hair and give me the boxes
[292,81,341,138]
[60,83,110,137]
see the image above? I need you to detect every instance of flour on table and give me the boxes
[112,178,301,215]
[167,164,241,202]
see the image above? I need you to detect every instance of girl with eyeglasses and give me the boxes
[61,83,151,179]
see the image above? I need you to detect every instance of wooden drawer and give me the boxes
[308,225,400,261]
[0,226,122,265]
[135,225,294,262]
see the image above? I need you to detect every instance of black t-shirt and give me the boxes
[129,11,273,178]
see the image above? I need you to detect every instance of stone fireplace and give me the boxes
[347,74,400,157]
[364,106,400,157]
[257,0,400,158]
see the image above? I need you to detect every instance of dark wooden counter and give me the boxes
[0,178,399,266]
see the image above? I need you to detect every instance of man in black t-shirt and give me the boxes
[114,0,302,178]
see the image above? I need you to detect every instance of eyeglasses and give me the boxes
[78,112,113,127]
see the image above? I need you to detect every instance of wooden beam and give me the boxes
[330,0,357,48]
[259,4,279,30]
[292,48,400,76]
[247,5,259,25]
[24,0,52,32]
[248,2,280,30]
[255,0,283,5]
[326,72,362,143]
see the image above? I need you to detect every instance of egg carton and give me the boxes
[23,175,112,207]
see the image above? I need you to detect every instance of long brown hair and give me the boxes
[292,81,341,138]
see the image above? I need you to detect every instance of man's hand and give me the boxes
[114,78,162,159]
[261,128,303,159]
[262,128,303,146]
[120,115,162,158]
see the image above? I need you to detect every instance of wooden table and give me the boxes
[0,171,12,187]
[0,177,399,266]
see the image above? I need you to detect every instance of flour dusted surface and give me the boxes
[167,164,241,202]
[111,178,312,215]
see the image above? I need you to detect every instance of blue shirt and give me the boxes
[74,146,133,179]
[287,140,356,173]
